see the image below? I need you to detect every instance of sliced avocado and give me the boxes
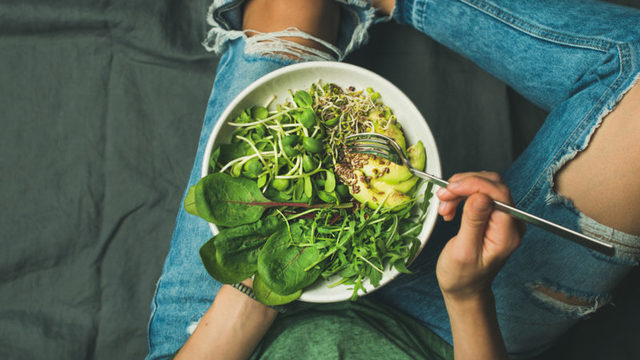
[383,190,412,210]
[380,121,406,151]
[407,140,426,171]
[350,170,411,210]
[368,110,407,150]
[371,176,418,194]
[359,156,412,184]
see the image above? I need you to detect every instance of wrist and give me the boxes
[442,288,495,310]
[229,282,288,314]
[443,287,508,360]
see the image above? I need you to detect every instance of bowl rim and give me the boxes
[200,61,442,302]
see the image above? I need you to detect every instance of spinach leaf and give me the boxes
[184,185,199,217]
[253,274,302,306]
[199,217,283,284]
[191,172,270,227]
[214,216,282,250]
[257,223,323,295]
[199,234,261,284]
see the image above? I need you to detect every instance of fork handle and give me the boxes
[411,169,615,256]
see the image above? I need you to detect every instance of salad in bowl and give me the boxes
[186,62,441,304]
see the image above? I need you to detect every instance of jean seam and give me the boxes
[459,0,617,52]
[414,0,429,34]
[146,278,161,356]
[216,46,234,81]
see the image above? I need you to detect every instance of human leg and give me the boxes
[146,1,386,358]
[373,0,640,357]
[555,84,640,236]
[145,40,299,360]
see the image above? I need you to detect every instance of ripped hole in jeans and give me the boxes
[528,282,610,318]
[244,27,341,61]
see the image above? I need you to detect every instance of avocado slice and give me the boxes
[371,176,418,194]
[407,140,426,171]
[349,170,411,210]
[368,110,407,150]
[359,156,412,184]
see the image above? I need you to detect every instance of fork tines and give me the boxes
[346,147,392,159]
[344,133,397,161]
[345,132,393,143]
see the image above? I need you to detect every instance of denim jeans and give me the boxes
[147,1,640,359]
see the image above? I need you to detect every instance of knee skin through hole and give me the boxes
[531,284,594,307]
[554,83,640,236]
[242,0,341,55]
[371,0,395,15]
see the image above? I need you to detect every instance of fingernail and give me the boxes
[436,187,446,197]
[438,201,447,213]
[448,180,461,190]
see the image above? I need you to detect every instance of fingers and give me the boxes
[455,193,494,250]
[449,171,503,184]
[436,172,512,221]
[445,172,511,203]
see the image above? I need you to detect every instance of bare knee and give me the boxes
[555,83,640,236]
[371,0,396,15]
[242,0,341,56]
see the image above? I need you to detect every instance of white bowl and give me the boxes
[202,61,441,303]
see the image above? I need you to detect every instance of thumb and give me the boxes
[456,193,493,244]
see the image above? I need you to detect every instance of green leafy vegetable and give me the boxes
[184,185,199,217]
[189,172,270,227]
[257,223,323,295]
[200,217,282,283]
[324,171,336,193]
[302,137,322,153]
[252,106,269,120]
[253,274,302,305]
[293,90,313,108]
[188,81,435,305]
[253,275,302,306]
[299,108,317,129]
[218,142,251,165]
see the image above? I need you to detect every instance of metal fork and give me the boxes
[345,132,615,256]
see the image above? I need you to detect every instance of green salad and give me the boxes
[185,82,433,305]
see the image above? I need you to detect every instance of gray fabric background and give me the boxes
[0,0,637,358]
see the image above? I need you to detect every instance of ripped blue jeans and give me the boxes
[146,1,640,358]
